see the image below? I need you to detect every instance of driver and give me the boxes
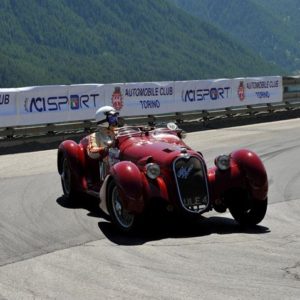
[87,105,119,162]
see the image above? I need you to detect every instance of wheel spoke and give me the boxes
[112,186,134,229]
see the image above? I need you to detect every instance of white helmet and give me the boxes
[95,106,118,124]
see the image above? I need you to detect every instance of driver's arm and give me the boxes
[87,132,108,159]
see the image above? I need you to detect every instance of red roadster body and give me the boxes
[57,123,268,232]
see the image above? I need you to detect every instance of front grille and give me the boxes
[173,155,209,213]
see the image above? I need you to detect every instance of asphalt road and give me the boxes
[0,119,300,299]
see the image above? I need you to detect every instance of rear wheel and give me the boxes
[107,180,136,232]
[227,189,268,226]
[60,156,78,200]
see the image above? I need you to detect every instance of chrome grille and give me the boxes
[173,155,209,213]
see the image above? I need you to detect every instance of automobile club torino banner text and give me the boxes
[234,76,282,105]
[0,89,18,127]
[105,76,282,116]
[175,76,282,112]
[0,76,283,128]
[103,81,175,116]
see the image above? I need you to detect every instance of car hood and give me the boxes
[119,136,190,166]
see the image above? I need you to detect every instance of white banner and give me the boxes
[0,90,18,127]
[174,76,282,112]
[234,76,282,105]
[175,79,234,112]
[104,82,175,116]
[0,90,17,115]
[0,76,283,128]
[17,84,104,126]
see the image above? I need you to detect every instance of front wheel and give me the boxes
[107,180,136,232]
[227,189,268,226]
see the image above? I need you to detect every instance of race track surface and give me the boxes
[0,119,300,299]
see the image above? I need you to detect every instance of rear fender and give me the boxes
[110,161,145,214]
[57,140,86,190]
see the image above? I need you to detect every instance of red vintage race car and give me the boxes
[57,123,268,232]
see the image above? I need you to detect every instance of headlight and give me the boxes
[215,155,231,171]
[146,163,160,179]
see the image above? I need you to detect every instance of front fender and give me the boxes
[231,149,268,201]
[208,149,268,208]
[208,163,244,206]
[110,161,145,214]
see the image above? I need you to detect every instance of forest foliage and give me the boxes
[0,0,282,88]
[171,0,300,74]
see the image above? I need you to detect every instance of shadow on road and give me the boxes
[56,195,110,221]
[98,214,270,246]
[56,195,270,245]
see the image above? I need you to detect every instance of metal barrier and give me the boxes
[1,76,300,142]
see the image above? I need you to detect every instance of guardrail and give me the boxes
[1,76,300,143]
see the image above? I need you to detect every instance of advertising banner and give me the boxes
[233,76,282,105]
[104,81,175,117]
[175,79,234,112]
[174,76,282,112]
[0,90,18,127]
[64,84,105,120]
[17,84,104,126]
[0,76,283,128]
[0,92,17,115]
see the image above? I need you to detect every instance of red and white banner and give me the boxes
[0,76,283,127]
[103,82,175,116]
[174,76,282,112]
[234,76,282,105]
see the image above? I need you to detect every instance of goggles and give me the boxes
[107,114,118,126]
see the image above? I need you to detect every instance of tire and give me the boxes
[227,189,268,226]
[107,179,136,232]
[60,156,78,201]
